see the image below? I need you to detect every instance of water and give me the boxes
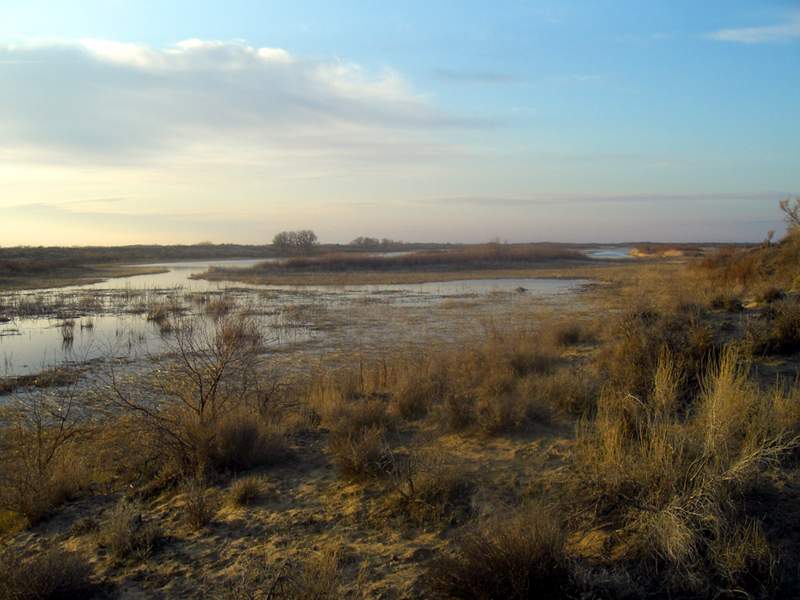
[586,247,632,259]
[0,259,587,376]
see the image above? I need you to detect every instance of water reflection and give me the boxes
[1,259,588,376]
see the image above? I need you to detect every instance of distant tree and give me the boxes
[780,197,800,231]
[272,230,318,254]
[272,231,292,252]
[350,236,380,248]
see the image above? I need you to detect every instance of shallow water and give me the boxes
[0,259,587,376]
[585,247,632,259]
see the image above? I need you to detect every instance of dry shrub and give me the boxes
[518,368,597,418]
[758,286,785,304]
[105,315,284,479]
[425,504,572,599]
[227,475,265,508]
[209,411,288,473]
[183,478,217,529]
[700,224,800,291]
[97,499,161,561]
[0,390,90,526]
[222,546,342,600]
[709,292,744,312]
[329,425,392,480]
[572,348,796,596]
[597,304,715,402]
[389,453,475,525]
[0,547,96,600]
[391,367,447,420]
[745,298,800,355]
[545,319,597,347]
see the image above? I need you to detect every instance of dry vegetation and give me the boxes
[1,209,799,598]
[199,242,587,286]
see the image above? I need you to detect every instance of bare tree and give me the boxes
[272,230,318,255]
[103,314,272,476]
[780,197,800,231]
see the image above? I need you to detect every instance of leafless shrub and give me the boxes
[97,499,161,561]
[183,478,217,529]
[0,386,88,525]
[104,314,277,478]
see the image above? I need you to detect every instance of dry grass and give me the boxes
[425,504,572,599]
[183,478,217,530]
[0,547,96,600]
[226,475,265,507]
[96,499,162,561]
[215,243,583,275]
[571,348,797,595]
[387,453,475,526]
[223,546,342,599]
[745,297,800,356]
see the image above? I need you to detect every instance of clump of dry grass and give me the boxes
[183,478,217,529]
[544,319,598,347]
[596,303,715,402]
[227,475,264,507]
[223,546,342,600]
[97,499,161,561]
[571,348,796,596]
[204,295,235,318]
[745,297,800,356]
[208,411,289,473]
[425,503,572,599]
[329,425,393,480]
[708,291,744,312]
[388,453,475,525]
[0,547,97,600]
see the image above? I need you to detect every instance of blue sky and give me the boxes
[1,1,798,244]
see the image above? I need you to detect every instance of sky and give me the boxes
[1,1,799,245]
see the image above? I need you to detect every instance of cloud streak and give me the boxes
[0,39,479,167]
[707,13,800,44]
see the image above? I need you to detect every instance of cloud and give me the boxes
[433,68,516,84]
[0,39,480,167]
[422,191,790,208]
[707,13,800,44]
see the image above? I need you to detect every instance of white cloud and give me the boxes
[0,39,476,167]
[707,13,800,44]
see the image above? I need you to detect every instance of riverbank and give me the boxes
[0,264,170,292]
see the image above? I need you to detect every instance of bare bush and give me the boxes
[0,386,88,525]
[105,314,281,478]
[97,499,161,561]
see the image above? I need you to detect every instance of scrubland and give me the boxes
[1,222,800,598]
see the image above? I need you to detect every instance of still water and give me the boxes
[1,259,588,376]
